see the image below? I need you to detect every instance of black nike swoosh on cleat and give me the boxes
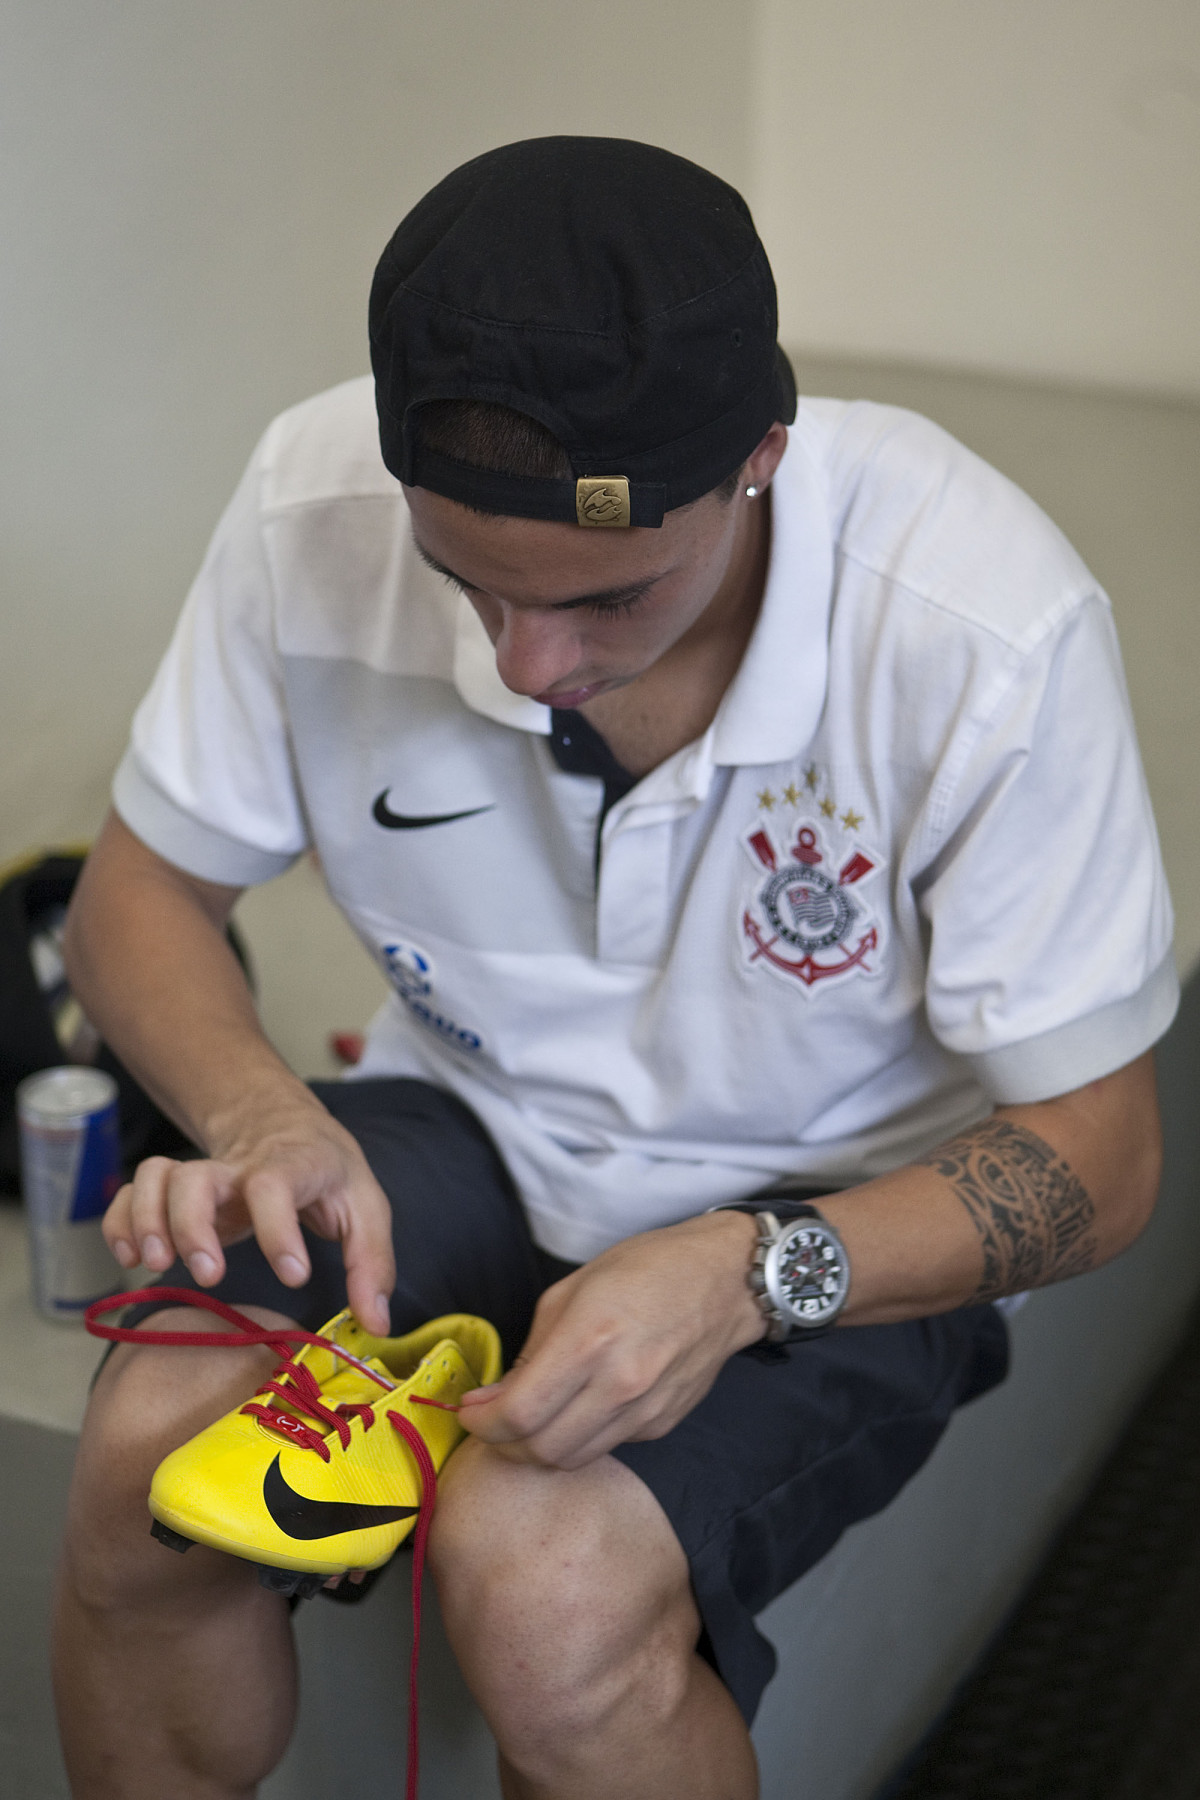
[372,790,495,830]
[262,1455,419,1541]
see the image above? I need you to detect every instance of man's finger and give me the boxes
[340,1169,396,1337]
[465,1377,647,1469]
[458,1346,592,1447]
[163,1159,235,1287]
[125,1156,188,1272]
[240,1167,313,1289]
[102,1180,140,1268]
[519,1274,577,1351]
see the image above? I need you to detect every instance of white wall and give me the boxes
[4,1,1199,876]
[0,0,752,866]
[751,0,1200,396]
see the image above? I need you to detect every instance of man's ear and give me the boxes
[742,422,788,496]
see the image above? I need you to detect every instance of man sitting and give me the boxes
[54,137,1172,1799]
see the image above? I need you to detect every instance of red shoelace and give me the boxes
[86,1286,459,1800]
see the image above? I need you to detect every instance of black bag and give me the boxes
[0,849,250,1196]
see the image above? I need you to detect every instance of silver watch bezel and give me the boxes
[758,1210,850,1336]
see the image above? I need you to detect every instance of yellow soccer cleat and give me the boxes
[147,1307,501,1598]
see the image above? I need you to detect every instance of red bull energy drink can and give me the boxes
[17,1066,123,1322]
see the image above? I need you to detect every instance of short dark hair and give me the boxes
[416,400,572,480]
[414,399,743,506]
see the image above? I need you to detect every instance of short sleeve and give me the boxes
[921,593,1177,1102]
[112,430,309,886]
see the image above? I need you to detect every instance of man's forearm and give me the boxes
[63,811,317,1154]
[816,1053,1162,1327]
[449,1056,1162,1467]
[915,1116,1098,1299]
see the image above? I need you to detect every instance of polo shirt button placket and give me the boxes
[596,801,693,968]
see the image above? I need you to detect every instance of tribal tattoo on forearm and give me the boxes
[917,1118,1099,1301]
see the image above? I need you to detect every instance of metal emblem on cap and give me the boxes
[576,477,631,528]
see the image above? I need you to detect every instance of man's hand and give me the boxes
[458,1209,764,1471]
[63,815,396,1336]
[103,1088,396,1336]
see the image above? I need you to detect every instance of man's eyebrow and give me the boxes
[412,539,660,611]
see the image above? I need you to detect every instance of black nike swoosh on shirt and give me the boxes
[372,790,496,830]
[262,1455,418,1541]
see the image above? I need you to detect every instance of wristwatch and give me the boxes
[712,1199,851,1342]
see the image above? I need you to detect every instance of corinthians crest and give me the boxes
[742,813,884,991]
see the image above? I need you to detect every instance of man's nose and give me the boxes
[492,608,580,697]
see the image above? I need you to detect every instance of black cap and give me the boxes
[369,137,796,528]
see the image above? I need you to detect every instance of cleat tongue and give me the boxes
[318,1358,393,1407]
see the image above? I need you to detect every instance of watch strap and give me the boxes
[716,1199,823,1224]
[711,1200,833,1342]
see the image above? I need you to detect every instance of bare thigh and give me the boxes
[65,1305,297,1604]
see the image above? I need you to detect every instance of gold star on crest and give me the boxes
[781,782,802,806]
[819,795,836,818]
[841,808,864,830]
[757,787,777,810]
[804,765,819,791]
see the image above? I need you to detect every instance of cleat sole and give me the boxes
[318,1560,393,1605]
[150,1520,195,1554]
[256,1564,326,1601]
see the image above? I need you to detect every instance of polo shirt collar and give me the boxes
[708,434,834,769]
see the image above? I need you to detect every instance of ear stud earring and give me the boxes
[745,484,759,498]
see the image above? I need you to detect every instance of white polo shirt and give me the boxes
[114,377,1177,1262]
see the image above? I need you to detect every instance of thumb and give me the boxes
[458,1379,506,1411]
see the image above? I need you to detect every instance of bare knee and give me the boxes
[62,1306,291,1614]
[430,1442,697,1773]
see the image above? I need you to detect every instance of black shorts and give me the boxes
[120,1076,1008,1724]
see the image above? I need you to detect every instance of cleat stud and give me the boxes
[256,1565,325,1600]
[150,1521,195,1554]
[317,1560,392,1605]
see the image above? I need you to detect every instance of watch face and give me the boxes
[769,1221,850,1327]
